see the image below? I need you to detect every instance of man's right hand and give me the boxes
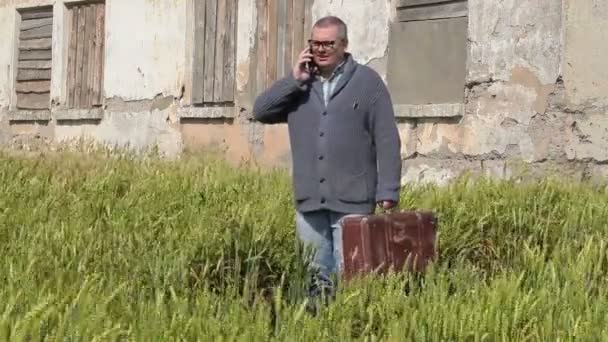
[293,47,314,83]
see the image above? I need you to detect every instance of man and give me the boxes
[252,16,401,303]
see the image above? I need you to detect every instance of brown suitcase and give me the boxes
[341,210,438,280]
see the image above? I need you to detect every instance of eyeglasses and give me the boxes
[308,40,338,50]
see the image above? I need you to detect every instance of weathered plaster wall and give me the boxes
[181,119,253,163]
[462,0,562,160]
[467,0,562,85]
[400,0,608,185]
[0,1,17,109]
[311,0,392,79]
[2,0,608,186]
[55,110,182,156]
[561,0,608,163]
[58,0,187,155]
[50,1,68,105]
[563,0,608,108]
[0,0,187,155]
[103,0,187,101]
[0,120,9,144]
[402,0,566,184]
[235,0,256,95]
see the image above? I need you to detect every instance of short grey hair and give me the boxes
[313,16,348,42]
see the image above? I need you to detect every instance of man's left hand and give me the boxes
[378,200,397,210]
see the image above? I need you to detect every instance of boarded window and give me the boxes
[15,7,53,110]
[65,2,105,109]
[192,0,238,105]
[387,0,468,105]
[250,0,313,94]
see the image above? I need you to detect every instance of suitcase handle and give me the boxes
[375,204,418,215]
[375,206,406,215]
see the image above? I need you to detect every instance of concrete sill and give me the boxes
[394,103,464,118]
[178,106,235,119]
[7,110,51,122]
[53,108,104,120]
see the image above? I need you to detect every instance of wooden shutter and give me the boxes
[253,0,313,91]
[192,0,238,105]
[66,2,105,109]
[396,0,468,22]
[16,7,53,110]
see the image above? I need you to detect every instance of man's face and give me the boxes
[309,25,347,69]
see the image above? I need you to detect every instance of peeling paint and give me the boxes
[509,66,556,115]
[416,120,462,156]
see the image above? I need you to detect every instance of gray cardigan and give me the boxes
[253,54,401,214]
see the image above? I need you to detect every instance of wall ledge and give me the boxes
[5,104,463,121]
[394,103,464,118]
[178,106,235,119]
[7,110,52,122]
[54,108,104,120]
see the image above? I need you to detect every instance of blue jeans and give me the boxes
[295,209,363,298]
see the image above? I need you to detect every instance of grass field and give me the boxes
[1,149,608,341]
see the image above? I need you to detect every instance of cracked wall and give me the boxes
[401,0,608,185]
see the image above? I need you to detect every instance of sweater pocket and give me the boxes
[292,170,311,201]
[334,170,369,203]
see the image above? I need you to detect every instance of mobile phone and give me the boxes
[305,43,316,72]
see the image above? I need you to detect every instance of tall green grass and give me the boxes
[1,149,608,341]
